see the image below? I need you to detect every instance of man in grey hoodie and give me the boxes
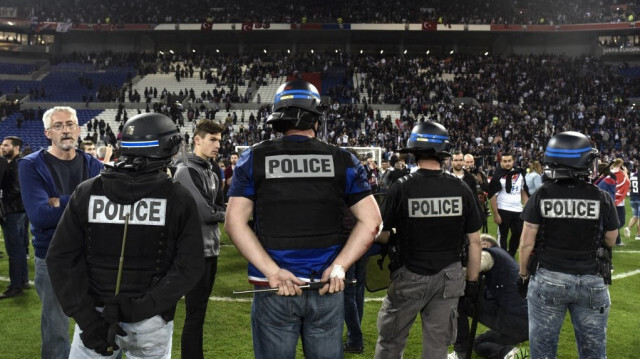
[174,119,226,359]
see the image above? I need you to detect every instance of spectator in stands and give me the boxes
[79,140,96,158]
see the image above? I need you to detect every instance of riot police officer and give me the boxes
[374,121,483,359]
[518,131,618,359]
[225,80,381,359]
[47,113,204,357]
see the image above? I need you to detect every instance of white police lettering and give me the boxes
[265,154,334,178]
[88,195,167,226]
[408,197,463,218]
[540,199,600,219]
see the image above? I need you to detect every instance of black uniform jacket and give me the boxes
[46,167,204,327]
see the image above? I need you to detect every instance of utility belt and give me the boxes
[528,246,611,285]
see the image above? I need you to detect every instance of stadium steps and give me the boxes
[253,76,287,104]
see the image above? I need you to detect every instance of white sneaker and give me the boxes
[623,227,631,238]
[635,235,640,241]
[504,347,529,359]
[447,352,461,359]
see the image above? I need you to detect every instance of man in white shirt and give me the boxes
[489,152,529,256]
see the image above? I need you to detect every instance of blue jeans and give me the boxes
[528,268,610,359]
[35,256,70,359]
[251,288,345,359]
[70,316,172,358]
[1,213,28,288]
[344,255,367,348]
[630,199,640,217]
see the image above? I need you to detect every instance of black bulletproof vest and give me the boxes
[83,178,175,297]
[397,171,467,275]
[536,181,602,275]
[252,138,349,250]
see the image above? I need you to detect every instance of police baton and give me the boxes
[107,212,131,353]
[115,212,131,296]
[233,279,357,295]
[466,275,486,359]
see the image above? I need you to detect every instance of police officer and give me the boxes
[374,121,483,359]
[225,80,382,359]
[46,113,204,357]
[518,131,618,359]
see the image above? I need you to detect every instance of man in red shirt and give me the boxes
[611,159,630,246]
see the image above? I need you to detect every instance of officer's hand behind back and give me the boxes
[267,268,304,296]
[319,264,346,295]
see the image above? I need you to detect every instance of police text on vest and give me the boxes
[408,197,463,217]
[88,195,167,226]
[540,199,600,219]
[265,154,335,178]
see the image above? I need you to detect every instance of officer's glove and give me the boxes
[517,276,530,298]
[80,319,118,356]
[103,296,128,348]
[463,280,480,302]
[104,295,135,320]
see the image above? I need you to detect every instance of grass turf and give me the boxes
[0,201,639,358]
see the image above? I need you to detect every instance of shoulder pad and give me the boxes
[442,170,458,180]
[398,173,415,184]
[253,139,271,149]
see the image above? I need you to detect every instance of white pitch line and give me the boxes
[612,269,640,280]
[0,276,34,286]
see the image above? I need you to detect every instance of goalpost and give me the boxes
[235,145,383,167]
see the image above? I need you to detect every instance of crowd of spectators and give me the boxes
[7,49,640,178]
[11,0,639,26]
[125,51,638,172]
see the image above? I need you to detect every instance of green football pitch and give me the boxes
[0,201,638,358]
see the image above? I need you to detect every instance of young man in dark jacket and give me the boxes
[174,119,226,359]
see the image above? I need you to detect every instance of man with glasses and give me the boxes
[19,106,103,359]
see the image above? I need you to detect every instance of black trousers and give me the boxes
[498,209,523,257]
[181,256,218,359]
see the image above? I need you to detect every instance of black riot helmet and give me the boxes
[543,131,599,180]
[120,113,182,159]
[399,121,451,160]
[266,80,324,133]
